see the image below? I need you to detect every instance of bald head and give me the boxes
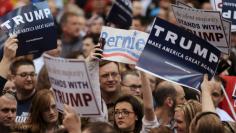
[173,84,186,105]
[156,81,186,105]
[154,81,177,107]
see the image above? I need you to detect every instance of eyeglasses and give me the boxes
[114,110,134,118]
[15,72,37,78]
[121,83,142,91]
[100,72,119,79]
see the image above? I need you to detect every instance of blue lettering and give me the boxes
[115,36,123,47]
[107,37,115,47]
[123,37,131,49]
[136,39,145,50]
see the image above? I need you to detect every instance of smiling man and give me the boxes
[10,58,37,123]
[99,60,123,124]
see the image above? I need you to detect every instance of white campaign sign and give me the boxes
[175,3,231,53]
[43,54,101,117]
[172,5,229,54]
[100,26,149,64]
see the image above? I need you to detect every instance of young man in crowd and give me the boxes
[10,58,37,123]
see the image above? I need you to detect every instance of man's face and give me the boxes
[174,110,187,133]
[210,80,223,107]
[13,65,36,92]
[99,62,121,93]
[0,96,17,127]
[63,15,81,38]
[121,74,142,97]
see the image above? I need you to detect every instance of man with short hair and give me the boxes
[0,93,17,133]
[60,12,84,57]
[121,70,142,97]
[153,81,177,129]
[210,76,234,122]
[10,58,37,123]
[99,61,122,124]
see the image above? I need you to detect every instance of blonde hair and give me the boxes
[175,100,202,133]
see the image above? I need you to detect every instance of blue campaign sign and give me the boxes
[136,17,221,90]
[106,0,132,29]
[222,0,236,31]
[0,1,57,56]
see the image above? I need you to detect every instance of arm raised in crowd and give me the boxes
[141,72,155,121]
[63,104,81,133]
[201,74,215,112]
[0,35,18,79]
[85,43,103,62]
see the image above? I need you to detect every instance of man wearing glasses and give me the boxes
[10,58,37,123]
[99,60,123,124]
[121,70,142,98]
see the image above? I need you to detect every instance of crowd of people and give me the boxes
[0,0,236,133]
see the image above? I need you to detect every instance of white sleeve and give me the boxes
[140,115,160,133]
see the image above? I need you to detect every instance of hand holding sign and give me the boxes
[2,35,18,61]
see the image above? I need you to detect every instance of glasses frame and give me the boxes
[114,110,135,118]
[15,72,37,78]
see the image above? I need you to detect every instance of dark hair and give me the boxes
[10,58,35,75]
[153,81,177,107]
[83,33,100,44]
[83,122,118,133]
[132,15,148,26]
[114,95,143,133]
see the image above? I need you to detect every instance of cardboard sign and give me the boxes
[172,5,229,54]
[174,3,231,53]
[136,17,221,90]
[43,54,101,117]
[0,1,57,56]
[106,0,132,29]
[100,26,149,64]
[211,0,223,11]
[222,0,236,31]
